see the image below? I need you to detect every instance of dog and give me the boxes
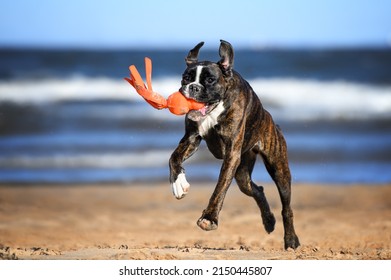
[169,40,300,249]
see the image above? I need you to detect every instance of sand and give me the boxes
[0,183,390,260]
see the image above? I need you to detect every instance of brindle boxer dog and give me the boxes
[169,40,300,249]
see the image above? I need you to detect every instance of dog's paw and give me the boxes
[284,234,300,250]
[171,172,190,199]
[263,212,276,234]
[197,217,218,231]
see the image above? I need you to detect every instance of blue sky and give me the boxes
[0,0,390,49]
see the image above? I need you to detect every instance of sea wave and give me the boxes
[253,78,391,120]
[1,77,390,120]
[0,150,172,169]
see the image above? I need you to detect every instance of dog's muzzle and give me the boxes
[188,84,203,95]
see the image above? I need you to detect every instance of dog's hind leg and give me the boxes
[234,150,276,233]
[261,126,300,249]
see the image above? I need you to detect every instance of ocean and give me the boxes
[0,48,390,184]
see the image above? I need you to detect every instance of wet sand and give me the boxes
[0,183,390,260]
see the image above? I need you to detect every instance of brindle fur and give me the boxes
[169,40,300,249]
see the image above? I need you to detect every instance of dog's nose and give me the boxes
[189,84,202,94]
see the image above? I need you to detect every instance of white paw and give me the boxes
[171,173,190,199]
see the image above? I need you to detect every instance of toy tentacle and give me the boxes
[128,65,146,91]
[145,57,153,92]
[125,57,205,115]
[126,62,167,109]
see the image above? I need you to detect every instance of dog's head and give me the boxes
[180,40,234,120]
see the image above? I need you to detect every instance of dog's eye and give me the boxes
[182,75,190,83]
[206,77,215,84]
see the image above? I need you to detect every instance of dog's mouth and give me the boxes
[187,102,220,121]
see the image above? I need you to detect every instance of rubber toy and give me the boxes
[124,57,205,115]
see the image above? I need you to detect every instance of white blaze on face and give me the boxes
[194,65,203,84]
[184,66,204,98]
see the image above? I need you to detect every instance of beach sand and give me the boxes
[0,183,390,260]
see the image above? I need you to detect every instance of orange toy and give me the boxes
[124,57,205,115]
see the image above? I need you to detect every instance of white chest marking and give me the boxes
[198,102,225,137]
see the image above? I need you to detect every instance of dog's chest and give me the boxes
[197,102,225,137]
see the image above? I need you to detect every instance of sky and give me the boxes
[0,0,390,49]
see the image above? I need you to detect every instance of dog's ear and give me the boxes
[218,40,234,76]
[185,42,204,66]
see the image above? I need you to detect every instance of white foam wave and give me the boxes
[252,78,391,120]
[1,77,390,120]
[0,76,179,103]
[0,150,172,169]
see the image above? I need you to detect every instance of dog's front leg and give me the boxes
[197,138,243,231]
[169,131,201,199]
